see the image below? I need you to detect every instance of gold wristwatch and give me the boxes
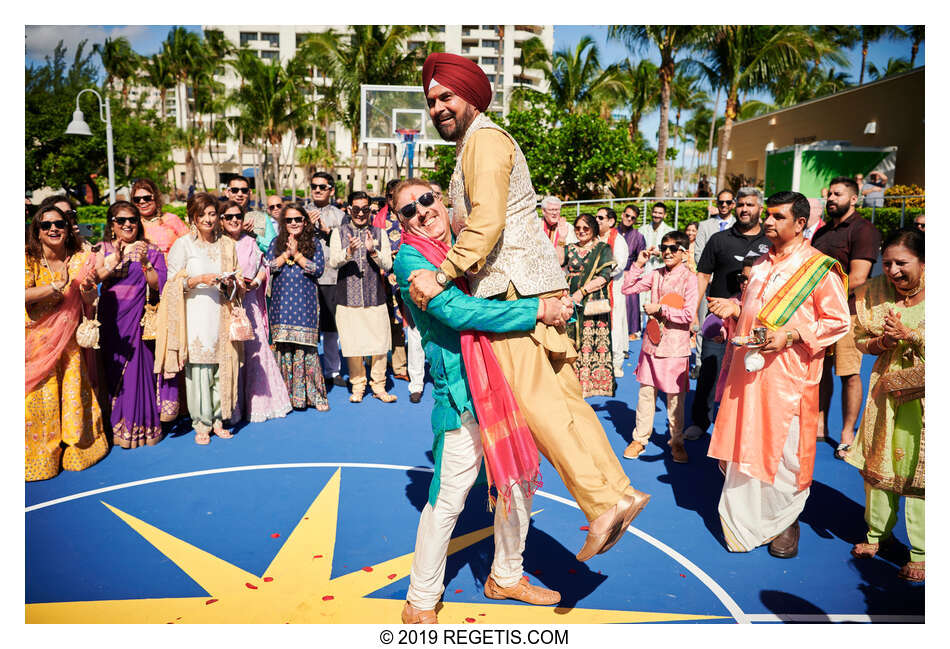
[435,270,450,288]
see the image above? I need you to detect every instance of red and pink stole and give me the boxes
[401,231,541,514]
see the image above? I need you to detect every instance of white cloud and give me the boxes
[25,25,151,63]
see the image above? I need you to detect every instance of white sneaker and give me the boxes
[683,424,706,441]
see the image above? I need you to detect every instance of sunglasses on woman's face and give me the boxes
[574,226,591,233]
[133,194,154,204]
[285,216,305,224]
[221,212,243,222]
[113,216,140,225]
[658,244,683,253]
[398,192,436,219]
[228,187,250,195]
[39,219,68,230]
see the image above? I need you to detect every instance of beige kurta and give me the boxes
[438,117,634,522]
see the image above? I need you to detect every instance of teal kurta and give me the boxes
[393,244,540,506]
[256,213,277,254]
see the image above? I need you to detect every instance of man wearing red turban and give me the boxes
[408,51,650,576]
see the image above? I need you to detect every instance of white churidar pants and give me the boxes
[718,416,809,552]
[406,323,425,394]
[611,278,628,375]
[406,412,530,610]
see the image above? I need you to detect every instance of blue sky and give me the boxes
[25,23,923,157]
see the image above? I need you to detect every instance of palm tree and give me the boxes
[700,25,845,191]
[669,71,708,194]
[769,64,852,107]
[906,25,925,68]
[141,51,175,122]
[162,27,203,129]
[299,25,438,193]
[229,49,314,194]
[94,36,140,107]
[867,57,912,81]
[608,26,705,197]
[516,35,614,115]
[601,58,660,142]
[857,26,907,85]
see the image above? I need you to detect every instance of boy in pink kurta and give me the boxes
[708,192,849,557]
[621,230,698,462]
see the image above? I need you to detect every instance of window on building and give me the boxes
[260,32,279,48]
[481,39,499,49]
[260,50,278,61]
[239,32,257,47]
[296,32,313,47]
[481,25,497,30]
[481,56,497,65]
[433,25,445,33]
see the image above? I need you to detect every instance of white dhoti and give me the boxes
[718,416,809,552]
[406,412,530,610]
[611,279,628,375]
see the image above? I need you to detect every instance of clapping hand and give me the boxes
[364,231,376,253]
[125,241,147,264]
[346,234,361,256]
[286,235,298,258]
[882,309,913,343]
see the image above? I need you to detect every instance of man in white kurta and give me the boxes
[596,207,630,377]
[638,203,674,272]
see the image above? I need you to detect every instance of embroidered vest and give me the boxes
[337,218,386,308]
[448,114,568,298]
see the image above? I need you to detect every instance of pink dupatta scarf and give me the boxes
[400,231,541,514]
[25,254,97,394]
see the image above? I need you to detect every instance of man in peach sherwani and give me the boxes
[707,191,850,559]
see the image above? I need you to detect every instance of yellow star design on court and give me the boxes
[26,468,724,623]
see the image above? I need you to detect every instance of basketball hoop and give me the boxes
[395,129,422,177]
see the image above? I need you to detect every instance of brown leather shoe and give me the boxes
[623,440,645,459]
[598,489,651,556]
[484,575,560,605]
[768,520,800,558]
[401,601,438,624]
[671,440,689,463]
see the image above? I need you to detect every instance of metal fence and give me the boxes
[552,195,925,229]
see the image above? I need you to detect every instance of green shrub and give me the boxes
[856,206,923,241]
[541,200,715,229]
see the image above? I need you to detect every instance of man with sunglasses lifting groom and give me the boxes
[407,53,650,564]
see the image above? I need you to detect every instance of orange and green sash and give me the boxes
[758,253,847,330]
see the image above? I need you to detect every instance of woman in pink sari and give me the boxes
[220,200,292,422]
[132,178,188,256]
[25,205,109,481]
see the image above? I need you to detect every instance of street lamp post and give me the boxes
[65,88,116,204]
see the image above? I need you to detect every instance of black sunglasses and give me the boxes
[574,225,591,232]
[221,212,243,221]
[284,216,305,224]
[40,219,68,230]
[61,208,77,220]
[311,183,333,191]
[268,203,283,211]
[113,216,140,225]
[658,244,684,253]
[350,206,373,216]
[132,194,154,204]
[228,187,250,195]
[717,200,734,206]
[398,192,436,219]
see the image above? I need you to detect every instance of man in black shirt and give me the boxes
[685,187,772,440]
[811,176,881,458]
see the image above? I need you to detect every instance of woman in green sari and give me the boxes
[564,213,616,398]
[846,228,925,582]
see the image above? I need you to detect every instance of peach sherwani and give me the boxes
[708,239,850,489]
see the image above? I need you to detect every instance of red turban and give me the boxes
[422,53,493,113]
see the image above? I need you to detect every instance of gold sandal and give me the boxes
[898,561,925,582]
[373,392,398,403]
[213,421,233,439]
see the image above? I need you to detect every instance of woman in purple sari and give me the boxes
[618,204,646,340]
[220,200,292,422]
[94,201,171,448]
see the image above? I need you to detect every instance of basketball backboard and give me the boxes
[360,84,453,146]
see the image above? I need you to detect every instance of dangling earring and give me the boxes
[190,224,198,238]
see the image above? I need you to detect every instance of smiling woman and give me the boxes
[25,205,109,481]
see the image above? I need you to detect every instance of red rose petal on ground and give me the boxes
[680,574,686,578]
[313,554,323,559]
[245,582,258,589]
[580,525,589,531]
[304,517,309,520]
[465,617,476,623]
[388,574,397,580]
[454,589,463,594]
[322,595,334,601]
[598,570,602,575]
[362,566,373,572]
[263,577,274,582]
[568,569,577,574]
[271,533,280,538]
[479,613,486,616]
[205,599,218,605]
[532,570,543,576]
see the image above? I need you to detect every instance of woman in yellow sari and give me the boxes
[846,228,925,582]
[25,204,109,481]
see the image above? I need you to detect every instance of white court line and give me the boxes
[747,614,924,623]
[25,462,748,621]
